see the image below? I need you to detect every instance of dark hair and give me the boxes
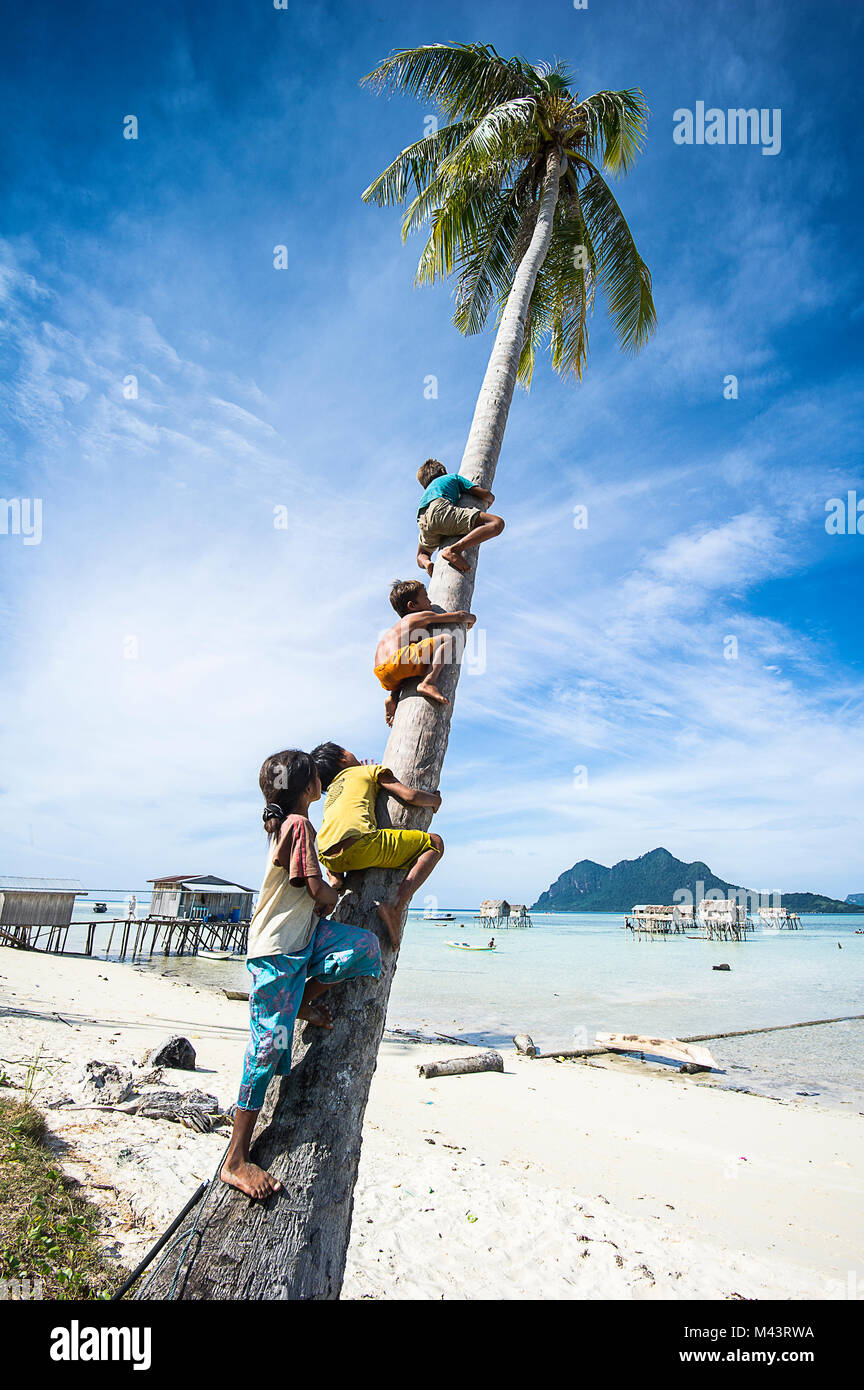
[310,741,345,791]
[389,578,428,617]
[417,458,446,488]
[259,749,317,837]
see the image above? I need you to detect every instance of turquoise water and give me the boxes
[386,912,864,1110]
[64,904,864,1110]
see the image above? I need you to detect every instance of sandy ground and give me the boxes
[1,946,862,1300]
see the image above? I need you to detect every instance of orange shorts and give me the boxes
[373,637,435,692]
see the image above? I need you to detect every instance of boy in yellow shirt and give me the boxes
[373,578,476,725]
[311,741,443,950]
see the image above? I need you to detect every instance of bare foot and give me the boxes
[416,680,450,707]
[385,694,399,726]
[325,869,345,888]
[376,901,403,951]
[441,547,469,572]
[221,1159,281,1199]
[418,555,435,577]
[297,999,333,1028]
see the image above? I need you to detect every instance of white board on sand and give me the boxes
[595,1032,718,1070]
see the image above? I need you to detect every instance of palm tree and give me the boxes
[138,42,654,1303]
[363,42,655,397]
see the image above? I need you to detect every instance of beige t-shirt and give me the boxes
[246,814,320,960]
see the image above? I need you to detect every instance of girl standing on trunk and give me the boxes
[221,749,381,1200]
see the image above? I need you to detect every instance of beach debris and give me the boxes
[679,1062,710,1074]
[76,1061,135,1107]
[418,1049,504,1079]
[513,1033,538,1057]
[223,989,249,1002]
[713,963,731,971]
[595,1033,718,1071]
[145,1036,197,1070]
[131,1087,222,1132]
[134,1066,165,1086]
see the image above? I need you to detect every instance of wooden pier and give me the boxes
[625,904,696,938]
[0,914,249,961]
[753,906,802,930]
[473,898,533,929]
[697,900,751,941]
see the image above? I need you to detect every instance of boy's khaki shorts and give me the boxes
[418,498,481,550]
[319,828,435,873]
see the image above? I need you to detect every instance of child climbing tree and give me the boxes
[138,40,655,1302]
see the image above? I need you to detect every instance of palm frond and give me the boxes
[394,98,538,243]
[414,177,515,284]
[361,43,538,121]
[452,189,532,334]
[574,89,649,174]
[578,162,656,350]
[515,189,595,382]
[437,97,539,180]
[517,298,553,384]
[400,162,491,247]
[362,121,472,207]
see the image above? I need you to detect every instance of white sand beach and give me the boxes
[1,946,861,1300]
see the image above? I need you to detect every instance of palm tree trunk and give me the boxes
[137,149,561,1302]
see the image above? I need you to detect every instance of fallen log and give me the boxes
[418,1050,503,1079]
[513,1033,537,1056]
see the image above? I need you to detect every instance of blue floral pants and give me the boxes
[237,918,381,1111]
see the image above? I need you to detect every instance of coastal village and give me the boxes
[0,873,827,964]
[1,889,862,1303]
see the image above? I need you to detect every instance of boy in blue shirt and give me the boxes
[416,458,504,575]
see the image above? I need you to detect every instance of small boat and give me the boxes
[93,902,108,913]
[445,940,497,952]
[595,1032,718,1070]
[198,949,235,961]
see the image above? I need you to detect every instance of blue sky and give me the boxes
[1,0,862,904]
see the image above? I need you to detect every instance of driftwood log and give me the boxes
[418,1050,504,1079]
[513,1033,537,1057]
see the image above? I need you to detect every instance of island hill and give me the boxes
[530,847,863,915]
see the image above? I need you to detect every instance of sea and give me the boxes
[67,899,864,1112]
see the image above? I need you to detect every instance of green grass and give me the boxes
[0,1097,124,1299]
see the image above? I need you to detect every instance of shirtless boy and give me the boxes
[373,579,476,725]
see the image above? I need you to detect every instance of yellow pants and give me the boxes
[319,828,435,873]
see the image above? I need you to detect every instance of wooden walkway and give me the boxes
[0,915,249,961]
